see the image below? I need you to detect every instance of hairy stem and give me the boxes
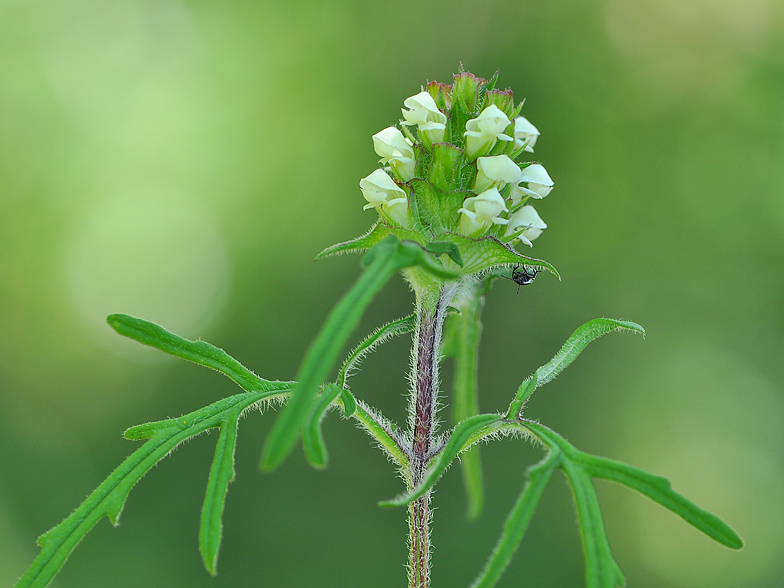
[407,281,454,588]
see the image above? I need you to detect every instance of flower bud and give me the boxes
[475,155,522,194]
[426,81,452,112]
[457,187,509,237]
[360,169,410,227]
[514,117,540,153]
[505,205,547,246]
[372,127,416,182]
[484,89,515,118]
[464,105,513,160]
[452,71,484,112]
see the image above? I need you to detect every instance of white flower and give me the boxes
[401,91,447,148]
[401,91,447,126]
[475,155,522,193]
[505,205,547,247]
[464,105,513,160]
[513,116,540,152]
[510,163,554,204]
[457,187,509,237]
[360,169,409,227]
[372,127,416,182]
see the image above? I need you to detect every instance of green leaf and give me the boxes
[107,314,284,393]
[444,283,489,518]
[200,404,242,576]
[436,233,560,277]
[580,452,743,549]
[16,388,289,588]
[339,388,357,418]
[336,314,416,389]
[525,423,624,588]
[379,414,500,508]
[505,372,537,420]
[302,383,345,469]
[261,236,454,472]
[525,421,743,588]
[470,449,559,588]
[315,222,426,260]
[562,458,626,588]
[505,318,643,419]
[424,241,464,267]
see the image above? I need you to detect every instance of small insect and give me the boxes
[505,264,538,293]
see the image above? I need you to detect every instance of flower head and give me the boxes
[464,105,513,160]
[457,187,509,237]
[360,169,409,227]
[514,117,540,152]
[372,127,416,182]
[505,205,547,246]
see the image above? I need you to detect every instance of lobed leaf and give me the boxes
[16,387,289,588]
[378,414,500,508]
[525,421,743,588]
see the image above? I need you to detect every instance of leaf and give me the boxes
[336,314,416,389]
[470,449,559,588]
[525,421,743,588]
[339,388,357,418]
[378,414,500,508]
[445,284,488,518]
[107,314,285,393]
[200,404,243,576]
[525,423,624,588]
[260,236,455,472]
[302,383,345,469]
[505,372,537,420]
[314,222,426,261]
[16,388,289,588]
[561,459,626,588]
[580,454,743,549]
[535,318,644,388]
[437,233,560,277]
[424,242,464,267]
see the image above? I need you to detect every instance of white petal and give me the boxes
[507,205,547,233]
[402,91,447,125]
[518,164,553,187]
[373,127,414,162]
[514,116,539,136]
[477,155,522,185]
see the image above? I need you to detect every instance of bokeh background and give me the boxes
[2,0,783,586]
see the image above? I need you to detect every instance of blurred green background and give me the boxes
[2,0,783,586]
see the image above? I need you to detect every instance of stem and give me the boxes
[407,280,454,588]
